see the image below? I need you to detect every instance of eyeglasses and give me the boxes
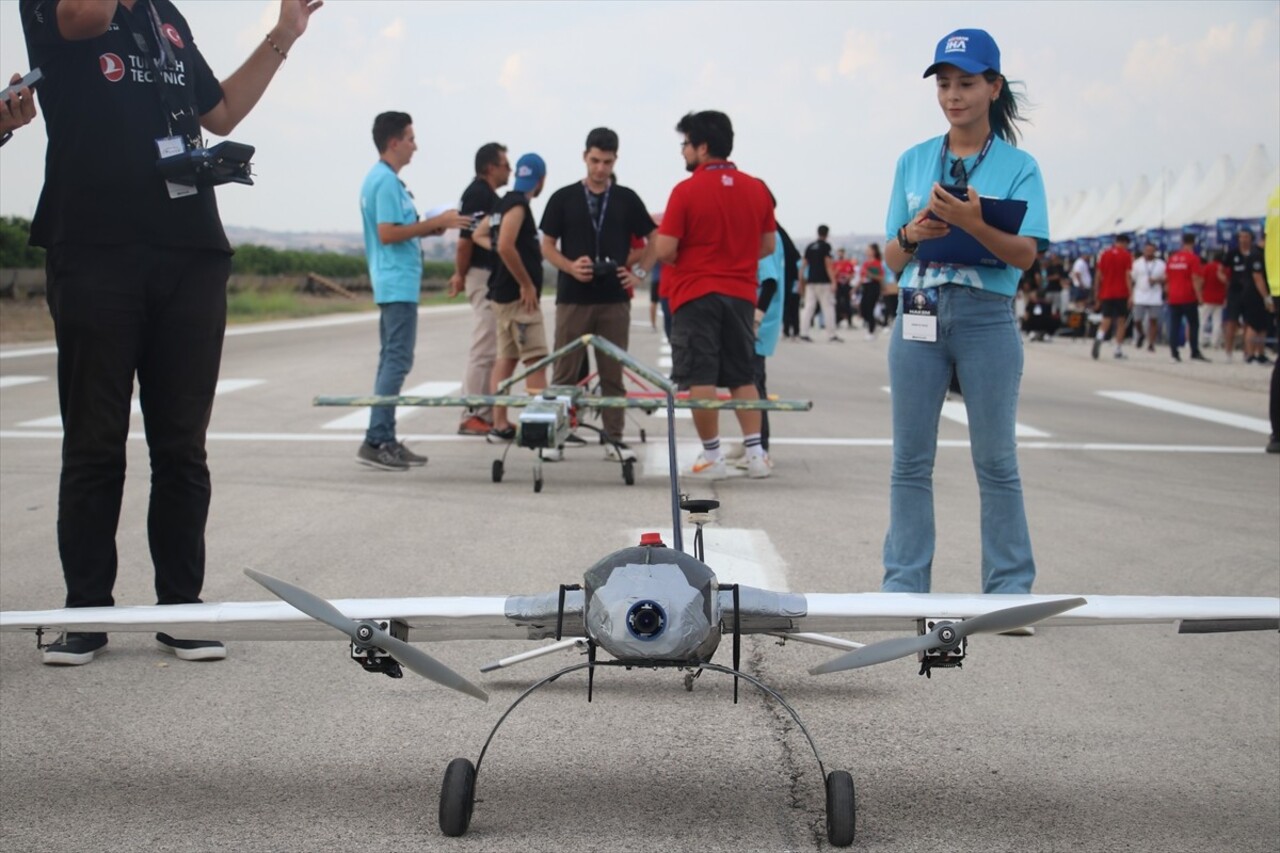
[680,141,692,149]
[949,157,968,188]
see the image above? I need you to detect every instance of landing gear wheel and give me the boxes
[825,770,856,847]
[639,428,647,443]
[622,459,635,486]
[534,476,543,493]
[491,460,504,483]
[439,757,476,837]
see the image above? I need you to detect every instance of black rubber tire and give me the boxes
[439,758,476,837]
[825,770,856,847]
[491,460,503,483]
[622,459,635,486]
[640,428,647,443]
[534,476,543,493]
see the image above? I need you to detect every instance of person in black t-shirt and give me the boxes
[477,153,548,442]
[780,224,801,338]
[448,142,511,435]
[20,0,322,667]
[1222,229,1275,364]
[799,225,839,341]
[539,128,656,459]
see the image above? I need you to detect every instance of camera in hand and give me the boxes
[591,258,619,278]
[157,140,256,188]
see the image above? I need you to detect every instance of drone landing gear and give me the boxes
[438,658,856,847]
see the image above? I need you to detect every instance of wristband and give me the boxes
[897,226,918,254]
[265,34,288,59]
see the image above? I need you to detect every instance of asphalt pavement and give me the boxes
[1,300,1276,853]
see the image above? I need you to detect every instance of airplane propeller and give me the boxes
[809,597,1087,675]
[244,569,488,702]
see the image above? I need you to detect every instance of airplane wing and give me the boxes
[3,589,1275,644]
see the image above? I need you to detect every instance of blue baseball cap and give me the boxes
[512,153,546,192]
[924,28,1001,78]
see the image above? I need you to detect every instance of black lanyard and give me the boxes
[582,183,611,260]
[119,0,200,147]
[939,132,994,187]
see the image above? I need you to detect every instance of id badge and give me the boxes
[901,287,939,342]
[156,135,198,199]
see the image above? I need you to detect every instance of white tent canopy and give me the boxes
[1049,146,1277,242]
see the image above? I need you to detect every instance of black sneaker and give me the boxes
[156,632,227,662]
[1171,351,1182,362]
[357,441,409,471]
[1266,435,1280,454]
[487,425,516,443]
[1191,353,1211,362]
[563,432,588,446]
[1256,354,1273,365]
[1091,338,1101,360]
[42,632,107,666]
[394,441,427,466]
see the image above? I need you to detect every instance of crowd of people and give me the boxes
[1009,231,1276,363]
[10,2,1275,675]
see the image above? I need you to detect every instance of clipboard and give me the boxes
[915,187,1028,269]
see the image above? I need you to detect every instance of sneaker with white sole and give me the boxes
[542,447,564,462]
[744,453,772,479]
[357,441,409,471]
[604,441,637,462]
[683,452,728,480]
[42,632,107,666]
[156,632,227,661]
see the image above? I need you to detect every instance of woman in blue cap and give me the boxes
[880,28,1049,598]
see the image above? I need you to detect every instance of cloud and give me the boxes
[498,52,524,93]
[381,18,405,41]
[1123,34,1180,84]
[837,29,880,78]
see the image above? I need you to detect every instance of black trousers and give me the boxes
[1168,302,1203,357]
[859,281,882,333]
[783,289,801,337]
[752,353,769,452]
[45,243,231,608]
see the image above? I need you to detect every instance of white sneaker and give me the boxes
[603,441,637,462]
[683,452,728,480]
[744,453,771,479]
[543,447,564,462]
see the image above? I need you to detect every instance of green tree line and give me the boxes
[1,217,453,280]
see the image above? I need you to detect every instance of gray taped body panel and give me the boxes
[504,590,584,640]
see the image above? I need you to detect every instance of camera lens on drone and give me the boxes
[626,600,666,640]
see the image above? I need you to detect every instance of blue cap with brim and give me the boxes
[513,153,546,192]
[924,28,1000,77]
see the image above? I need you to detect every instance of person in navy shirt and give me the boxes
[879,28,1049,600]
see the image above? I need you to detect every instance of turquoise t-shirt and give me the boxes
[755,234,785,358]
[360,160,422,304]
[884,134,1049,296]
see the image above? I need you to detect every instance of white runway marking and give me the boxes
[1097,391,1271,434]
[0,375,45,389]
[880,386,1050,437]
[629,527,789,591]
[320,380,461,430]
[17,379,265,428]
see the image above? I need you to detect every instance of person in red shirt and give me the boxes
[1166,233,1210,362]
[1092,233,1134,360]
[1199,249,1228,350]
[655,110,776,480]
[833,247,857,330]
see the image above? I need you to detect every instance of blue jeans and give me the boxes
[366,301,418,446]
[882,284,1036,593]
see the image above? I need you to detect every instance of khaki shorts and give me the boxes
[493,300,549,361]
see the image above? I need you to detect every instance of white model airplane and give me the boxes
[3,381,1276,847]
[314,334,813,491]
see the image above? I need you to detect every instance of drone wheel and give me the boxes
[491,460,504,483]
[622,459,635,486]
[825,770,856,847]
[534,476,543,493]
[439,757,476,837]
[639,428,647,443]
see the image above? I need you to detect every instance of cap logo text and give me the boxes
[945,36,968,53]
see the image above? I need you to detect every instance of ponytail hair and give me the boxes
[983,71,1029,146]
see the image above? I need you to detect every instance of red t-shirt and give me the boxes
[1096,246,1133,300]
[1165,249,1203,305]
[658,161,776,313]
[833,259,856,284]
[860,259,885,284]
[1201,261,1226,305]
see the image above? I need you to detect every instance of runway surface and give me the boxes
[2,300,1276,852]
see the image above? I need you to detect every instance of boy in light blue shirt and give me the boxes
[356,111,466,471]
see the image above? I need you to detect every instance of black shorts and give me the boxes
[1099,298,1129,319]
[671,292,755,389]
[1240,289,1272,333]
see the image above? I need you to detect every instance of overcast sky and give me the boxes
[1,0,1277,240]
